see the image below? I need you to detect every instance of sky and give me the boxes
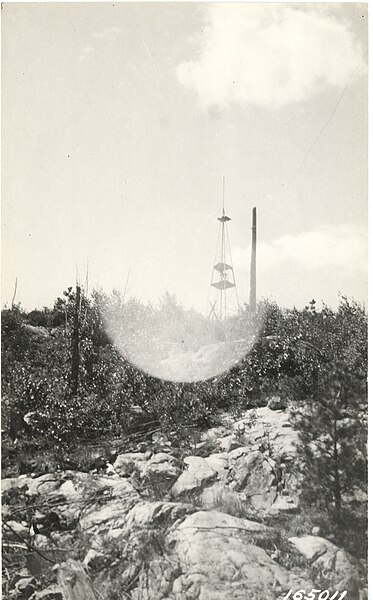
[2,2,368,313]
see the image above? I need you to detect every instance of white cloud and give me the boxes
[176,4,365,109]
[232,224,367,274]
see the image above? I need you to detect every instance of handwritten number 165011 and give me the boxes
[284,590,347,600]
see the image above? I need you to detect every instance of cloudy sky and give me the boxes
[2,3,368,312]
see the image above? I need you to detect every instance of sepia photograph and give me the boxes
[1,3,368,599]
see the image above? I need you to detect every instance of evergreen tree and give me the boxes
[295,362,367,522]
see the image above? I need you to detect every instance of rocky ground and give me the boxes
[2,405,364,600]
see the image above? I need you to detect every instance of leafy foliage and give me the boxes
[1,290,367,557]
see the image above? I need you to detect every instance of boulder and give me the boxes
[143,453,181,481]
[204,453,228,478]
[169,511,312,599]
[315,546,359,593]
[227,449,277,510]
[113,452,150,477]
[289,535,337,561]
[171,456,217,498]
[288,535,359,595]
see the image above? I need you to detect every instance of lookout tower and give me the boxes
[208,178,240,322]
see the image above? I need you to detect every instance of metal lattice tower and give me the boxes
[208,178,240,322]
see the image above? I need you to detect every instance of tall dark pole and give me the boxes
[249,207,257,313]
[70,285,81,396]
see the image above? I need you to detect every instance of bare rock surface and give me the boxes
[200,425,230,442]
[200,425,241,452]
[142,453,183,489]
[197,481,245,512]
[289,535,335,561]
[289,535,359,594]
[204,452,228,478]
[2,475,33,494]
[125,500,195,528]
[169,510,312,600]
[171,456,218,498]
[227,448,277,508]
[113,452,150,477]
[2,407,362,600]
[218,434,241,452]
[6,520,29,539]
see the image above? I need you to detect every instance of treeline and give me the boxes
[2,288,367,433]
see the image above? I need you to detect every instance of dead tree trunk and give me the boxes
[11,277,18,309]
[55,559,97,600]
[70,285,81,396]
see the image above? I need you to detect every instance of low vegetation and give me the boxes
[1,289,367,565]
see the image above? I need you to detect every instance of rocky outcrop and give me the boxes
[227,448,278,509]
[125,501,194,529]
[228,406,300,457]
[169,511,312,600]
[289,535,359,597]
[113,451,151,477]
[2,407,363,600]
[171,456,218,498]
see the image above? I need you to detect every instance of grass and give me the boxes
[195,483,252,518]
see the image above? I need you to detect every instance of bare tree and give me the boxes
[11,277,18,309]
